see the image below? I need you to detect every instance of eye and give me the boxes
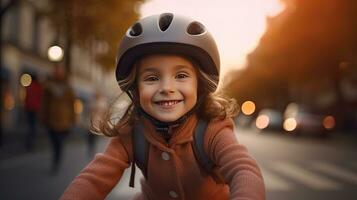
[143,75,159,82]
[176,73,189,79]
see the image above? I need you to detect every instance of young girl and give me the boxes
[61,13,265,200]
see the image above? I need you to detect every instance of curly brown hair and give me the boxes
[90,56,238,137]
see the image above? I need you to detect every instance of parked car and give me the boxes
[235,113,256,128]
[283,103,336,136]
[255,108,284,131]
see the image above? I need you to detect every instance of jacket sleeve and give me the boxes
[61,136,131,200]
[207,122,265,200]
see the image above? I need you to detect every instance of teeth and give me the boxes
[157,100,180,106]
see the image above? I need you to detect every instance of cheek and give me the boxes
[183,81,198,103]
[138,85,153,104]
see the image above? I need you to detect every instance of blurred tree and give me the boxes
[226,0,357,112]
[46,0,145,73]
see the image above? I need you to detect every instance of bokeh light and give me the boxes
[256,114,270,130]
[4,93,15,111]
[20,73,32,87]
[241,101,256,115]
[283,118,297,132]
[47,45,64,62]
[323,115,335,130]
[284,102,299,118]
[74,99,83,114]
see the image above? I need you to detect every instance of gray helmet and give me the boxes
[115,13,220,90]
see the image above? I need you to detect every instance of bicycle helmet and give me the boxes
[115,13,220,91]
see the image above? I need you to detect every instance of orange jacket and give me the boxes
[61,115,265,200]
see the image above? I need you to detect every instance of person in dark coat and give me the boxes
[41,66,76,173]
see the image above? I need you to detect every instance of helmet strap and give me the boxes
[136,98,204,142]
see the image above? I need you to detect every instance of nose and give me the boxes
[159,77,175,94]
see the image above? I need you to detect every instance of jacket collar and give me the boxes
[137,106,197,142]
[141,114,198,150]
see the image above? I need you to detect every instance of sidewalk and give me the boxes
[0,124,141,200]
[0,131,110,200]
[0,125,91,161]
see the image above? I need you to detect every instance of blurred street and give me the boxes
[239,128,357,200]
[0,126,356,200]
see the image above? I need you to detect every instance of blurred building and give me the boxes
[1,0,118,134]
[227,0,357,132]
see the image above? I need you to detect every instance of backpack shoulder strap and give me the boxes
[193,119,225,184]
[129,122,149,188]
[193,119,215,172]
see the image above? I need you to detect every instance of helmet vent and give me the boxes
[159,13,173,32]
[129,22,142,37]
[187,21,206,35]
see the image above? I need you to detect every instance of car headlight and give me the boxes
[256,115,270,130]
[283,118,297,132]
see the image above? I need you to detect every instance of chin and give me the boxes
[156,115,181,123]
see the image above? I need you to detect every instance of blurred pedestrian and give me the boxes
[24,73,43,151]
[41,65,76,174]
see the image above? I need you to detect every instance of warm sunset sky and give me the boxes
[139,0,285,77]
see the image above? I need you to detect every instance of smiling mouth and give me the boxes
[154,100,183,107]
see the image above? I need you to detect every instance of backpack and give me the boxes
[129,119,225,187]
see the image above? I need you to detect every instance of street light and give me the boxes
[241,100,256,116]
[47,45,64,62]
[20,73,32,87]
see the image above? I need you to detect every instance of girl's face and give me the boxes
[137,54,198,122]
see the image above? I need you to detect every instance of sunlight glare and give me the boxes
[140,0,285,78]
